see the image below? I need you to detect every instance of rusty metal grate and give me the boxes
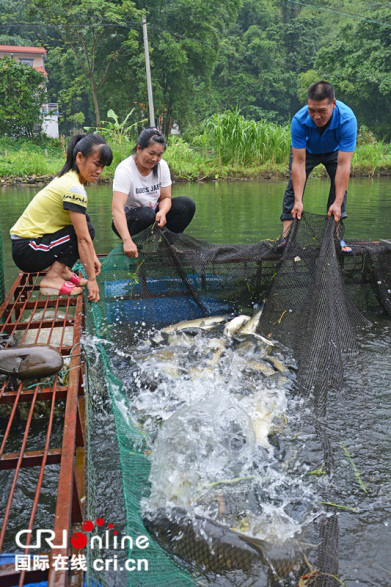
[0,271,85,587]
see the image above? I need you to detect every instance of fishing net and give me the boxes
[83,212,391,586]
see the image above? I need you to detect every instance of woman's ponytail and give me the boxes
[58,134,113,177]
[58,134,86,177]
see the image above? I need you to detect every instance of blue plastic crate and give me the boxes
[103,274,234,326]
[105,295,234,326]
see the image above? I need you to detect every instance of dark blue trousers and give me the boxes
[281,149,348,221]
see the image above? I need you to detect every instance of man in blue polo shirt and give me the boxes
[280,80,357,252]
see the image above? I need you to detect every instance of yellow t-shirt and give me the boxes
[10,170,88,239]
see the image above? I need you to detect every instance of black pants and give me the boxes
[281,149,348,221]
[112,196,196,238]
[12,220,95,273]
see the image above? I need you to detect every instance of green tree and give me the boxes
[45,46,92,132]
[297,69,320,103]
[27,0,141,127]
[315,7,391,138]
[212,0,293,122]
[133,0,241,134]
[0,56,47,137]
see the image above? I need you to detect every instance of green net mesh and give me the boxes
[84,250,195,587]
[83,214,391,587]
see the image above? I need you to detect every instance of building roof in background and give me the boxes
[34,65,48,77]
[0,45,47,54]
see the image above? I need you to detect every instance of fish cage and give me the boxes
[0,271,85,587]
[83,214,391,587]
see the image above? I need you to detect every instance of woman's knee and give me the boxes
[172,196,196,216]
[129,207,156,226]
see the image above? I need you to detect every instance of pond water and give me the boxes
[1,176,391,289]
[0,176,390,586]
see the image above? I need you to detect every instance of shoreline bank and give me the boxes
[1,165,391,187]
[1,134,391,186]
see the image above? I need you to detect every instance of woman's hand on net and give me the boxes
[156,211,167,228]
[87,279,100,302]
[123,238,138,258]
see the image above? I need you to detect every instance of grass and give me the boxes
[354,141,391,176]
[0,136,64,178]
[195,109,291,166]
[0,111,390,182]
[340,442,367,493]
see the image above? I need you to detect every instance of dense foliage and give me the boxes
[0,0,390,138]
[0,57,47,137]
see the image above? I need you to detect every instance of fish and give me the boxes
[246,359,276,377]
[143,507,305,580]
[203,337,227,366]
[161,315,228,334]
[239,305,264,335]
[223,315,251,336]
[265,355,291,375]
[0,344,63,380]
[133,346,183,362]
[252,400,275,448]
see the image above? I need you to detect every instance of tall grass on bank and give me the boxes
[0,122,391,182]
[0,137,63,178]
[195,109,291,166]
[354,141,391,176]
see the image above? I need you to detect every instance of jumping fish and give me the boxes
[0,344,63,380]
[223,315,251,337]
[143,507,305,580]
[134,345,183,362]
[161,315,228,334]
[239,305,264,335]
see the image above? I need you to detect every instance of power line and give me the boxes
[0,21,141,29]
[285,0,391,27]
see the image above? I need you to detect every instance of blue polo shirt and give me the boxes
[291,100,357,154]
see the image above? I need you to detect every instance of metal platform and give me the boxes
[0,271,85,587]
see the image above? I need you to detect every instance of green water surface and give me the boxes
[1,176,390,289]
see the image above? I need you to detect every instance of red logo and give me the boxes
[71,518,117,550]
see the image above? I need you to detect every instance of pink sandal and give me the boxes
[68,272,87,286]
[40,281,82,297]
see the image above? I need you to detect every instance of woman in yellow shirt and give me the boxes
[10,134,112,302]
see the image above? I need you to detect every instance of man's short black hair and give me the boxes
[307,81,335,103]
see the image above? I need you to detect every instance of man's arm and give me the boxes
[327,150,354,221]
[156,186,172,228]
[112,191,138,257]
[291,148,306,220]
[69,211,100,302]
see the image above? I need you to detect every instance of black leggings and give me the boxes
[112,196,196,238]
[12,221,95,273]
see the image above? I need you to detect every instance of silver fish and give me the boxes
[161,315,228,334]
[0,344,63,380]
[239,304,264,335]
[223,315,251,336]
